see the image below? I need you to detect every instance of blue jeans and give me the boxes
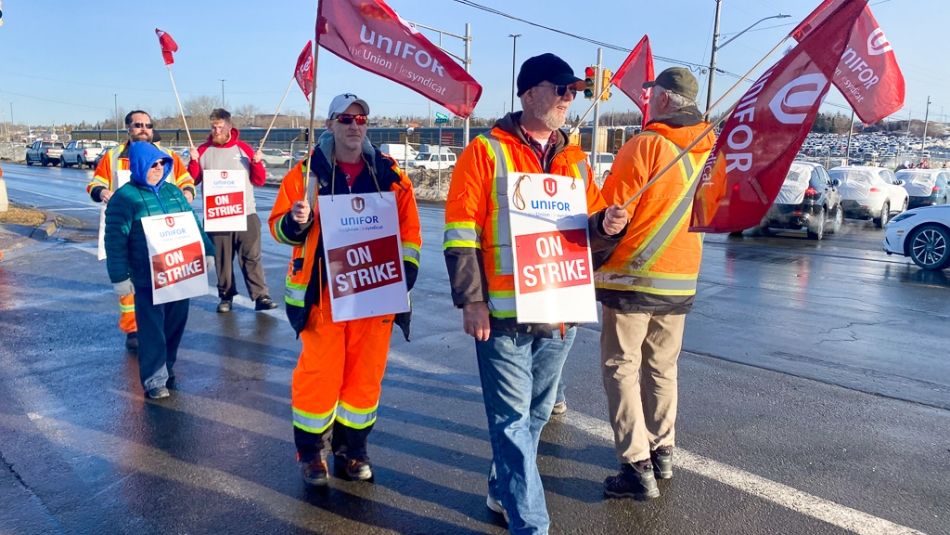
[475,326,576,535]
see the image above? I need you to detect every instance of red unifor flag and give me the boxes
[611,35,654,126]
[791,0,904,124]
[315,0,482,118]
[295,40,315,98]
[690,0,867,233]
[155,28,179,66]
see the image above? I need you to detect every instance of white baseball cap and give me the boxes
[328,93,370,119]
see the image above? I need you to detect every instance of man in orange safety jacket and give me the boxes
[87,110,195,352]
[269,94,421,487]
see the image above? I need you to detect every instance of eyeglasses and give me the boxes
[131,122,154,129]
[150,161,164,169]
[538,83,578,98]
[335,114,368,125]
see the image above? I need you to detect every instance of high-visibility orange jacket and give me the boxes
[595,109,716,313]
[87,142,195,202]
[269,136,421,334]
[443,113,621,324]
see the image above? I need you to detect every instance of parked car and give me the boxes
[409,149,457,171]
[895,169,950,209]
[760,161,843,240]
[883,205,950,270]
[25,141,65,166]
[379,143,419,164]
[61,140,105,169]
[260,148,291,168]
[587,152,615,185]
[829,165,908,228]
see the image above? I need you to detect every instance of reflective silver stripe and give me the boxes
[336,404,377,429]
[443,227,478,244]
[285,283,306,306]
[402,244,420,263]
[630,145,702,270]
[594,272,697,291]
[292,407,335,433]
[577,160,590,183]
[485,135,513,275]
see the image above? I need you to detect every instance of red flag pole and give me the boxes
[165,65,194,149]
[257,76,296,152]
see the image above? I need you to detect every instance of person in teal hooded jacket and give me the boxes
[105,141,214,400]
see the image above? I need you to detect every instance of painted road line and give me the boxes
[5,183,98,206]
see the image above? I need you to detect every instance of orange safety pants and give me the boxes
[291,298,394,453]
[118,292,137,334]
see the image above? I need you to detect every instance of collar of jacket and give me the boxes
[644,105,704,128]
[494,111,569,156]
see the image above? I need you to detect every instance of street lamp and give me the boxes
[705,2,790,115]
[509,34,521,114]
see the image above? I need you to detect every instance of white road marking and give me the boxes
[386,351,927,535]
[4,183,97,206]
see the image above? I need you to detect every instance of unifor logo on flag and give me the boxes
[155,28,179,65]
[791,0,904,124]
[316,0,482,117]
[611,35,654,126]
[295,40,315,98]
[689,0,867,234]
[352,196,365,213]
[543,177,558,197]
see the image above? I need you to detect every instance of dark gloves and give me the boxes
[394,292,412,341]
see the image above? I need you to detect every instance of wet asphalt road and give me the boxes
[0,163,948,535]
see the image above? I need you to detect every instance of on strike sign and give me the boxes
[319,192,409,322]
[141,212,208,304]
[203,169,248,232]
[508,173,597,323]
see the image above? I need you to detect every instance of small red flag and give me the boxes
[295,41,315,98]
[791,0,904,124]
[611,36,654,126]
[690,0,867,233]
[155,28,178,66]
[315,0,482,118]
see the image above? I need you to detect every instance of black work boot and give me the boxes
[300,458,329,487]
[125,332,139,352]
[651,447,673,480]
[604,460,660,500]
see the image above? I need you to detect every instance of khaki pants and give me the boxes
[600,306,686,464]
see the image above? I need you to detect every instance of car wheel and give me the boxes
[26,157,33,166]
[807,207,826,240]
[828,206,844,234]
[61,157,68,168]
[906,224,950,270]
[41,156,48,166]
[874,201,889,228]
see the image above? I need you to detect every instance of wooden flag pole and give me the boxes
[304,38,322,205]
[258,76,296,152]
[165,65,194,149]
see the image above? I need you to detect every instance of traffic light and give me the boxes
[584,66,596,99]
[600,69,613,101]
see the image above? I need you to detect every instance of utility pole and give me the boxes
[219,79,226,107]
[920,95,932,152]
[114,93,119,142]
[705,0,723,118]
[509,34,521,114]
[590,48,603,173]
[845,110,855,164]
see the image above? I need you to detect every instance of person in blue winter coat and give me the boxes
[104,141,214,400]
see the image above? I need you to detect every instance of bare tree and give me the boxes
[182,96,218,122]
[233,104,260,127]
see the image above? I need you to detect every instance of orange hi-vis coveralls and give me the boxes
[269,137,421,462]
[88,142,195,335]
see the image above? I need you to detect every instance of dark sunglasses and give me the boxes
[150,161,164,169]
[335,114,368,125]
[539,83,578,98]
[131,122,154,129]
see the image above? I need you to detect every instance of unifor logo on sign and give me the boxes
[351,196,365,213]
[221,170,229,179]
[768,73,828,125]
[543,177,558,197]
[866,28,893,56]
[164,216,176,227]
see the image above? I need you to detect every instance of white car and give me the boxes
[883,205,950,270]
[896,169,950,209]
[259,148,291,168]
[829,165,908,228]
[588,152,615,184]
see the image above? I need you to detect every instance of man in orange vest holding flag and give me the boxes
[87,110,195,352]
[595,67,716,500]
[269,93,421,487]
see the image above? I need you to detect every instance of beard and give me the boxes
[212,132,229,144]
[538,108,566,131]
[131,131,152,142]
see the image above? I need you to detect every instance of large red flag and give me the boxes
[611,35,654,126]
[791,0,904,124]
[315,0,482,118]
[155,28,178,66]
[690,0,867,233]
[295,41,315,98]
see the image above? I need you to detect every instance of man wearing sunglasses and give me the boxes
[269,93,421,488]
[444,53,628,532]
[87,110,196,353]
[187,108,277,313]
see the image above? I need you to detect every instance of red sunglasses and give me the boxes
[336,114,368,125]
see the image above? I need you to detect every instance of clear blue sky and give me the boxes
[0,0,945,126]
